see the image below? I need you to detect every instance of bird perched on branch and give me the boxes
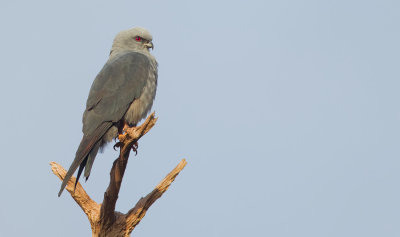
[58,27,158,196]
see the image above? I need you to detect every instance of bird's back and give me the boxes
[58,51,158,196]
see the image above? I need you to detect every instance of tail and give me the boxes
[58,122,112,196]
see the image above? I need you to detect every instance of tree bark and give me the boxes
[51,113,187,236]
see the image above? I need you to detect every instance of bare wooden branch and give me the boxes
[50,162,100,227]
[125,159,187,232]
[51,113,187,236]
[100,112,158,228]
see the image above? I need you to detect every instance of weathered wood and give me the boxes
[50,161,100,228]
[51,113,187,236]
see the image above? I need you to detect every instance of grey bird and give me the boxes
[58,27,158,196]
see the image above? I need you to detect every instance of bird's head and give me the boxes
[111,27,154,55]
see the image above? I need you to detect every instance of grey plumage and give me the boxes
[58,27,158,196]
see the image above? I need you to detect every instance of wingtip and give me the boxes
[58,181,67,197]
[58,188,64,197]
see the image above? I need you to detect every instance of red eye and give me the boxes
[135,36,141,41]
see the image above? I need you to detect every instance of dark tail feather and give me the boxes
[84,140,101,180]
[58,152,86,197]
[75,157,88,191]
[58,122,112,197]
[58,142,90,197]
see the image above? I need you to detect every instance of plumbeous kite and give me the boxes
[58,27,158,196]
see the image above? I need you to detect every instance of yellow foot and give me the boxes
[118,133,125,141]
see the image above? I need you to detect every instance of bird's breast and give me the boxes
[124,62,157,125]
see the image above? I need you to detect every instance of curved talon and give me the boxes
[113,142,122,150]
[132,142,139,155]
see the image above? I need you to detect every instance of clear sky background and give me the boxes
[0,0,399,236]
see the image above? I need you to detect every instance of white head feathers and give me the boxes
[110,27,154,59]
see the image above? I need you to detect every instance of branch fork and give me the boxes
[51,113,187,237]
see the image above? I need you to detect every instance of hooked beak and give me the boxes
[144,41,154,50]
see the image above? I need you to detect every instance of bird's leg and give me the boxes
[116,122,130,141]
[113,122,139,155]
[123,123,139,155]
[113,121,128,150]
[122,123,130,132]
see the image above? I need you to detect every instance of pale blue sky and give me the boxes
[1,0,399,236]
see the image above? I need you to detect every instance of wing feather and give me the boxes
[58,51,152,196]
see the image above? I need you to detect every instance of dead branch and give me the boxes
[50,162,100,227]
[51,113,187,236]
[125,159,187,232]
